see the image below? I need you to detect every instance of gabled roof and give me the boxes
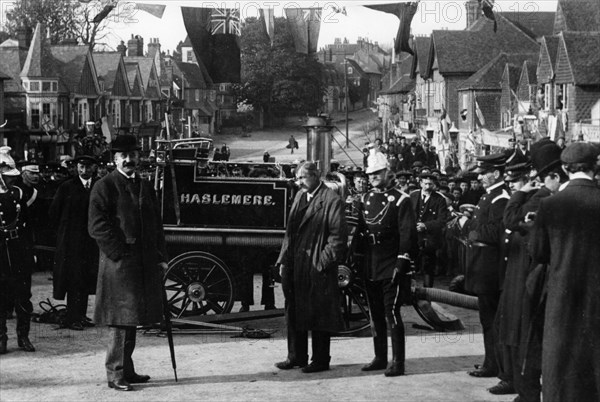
[93,52,122,91]
[0,45,28,92]
[350,54,382,75]
[181,35,192,47]
[554,0,600,34]
[537,35,560,83]
[432,14,539,75]
[124,62,144,97]
[123,56,154,89]
[503,64,522,92]
[459,53,537,90]
[49,45,98,94]
[500,12,556,40]
[555,32,600,85]
[0,39,19,48]
[175,61,208,89]
[381,75,415,94]
[522,60,537,86]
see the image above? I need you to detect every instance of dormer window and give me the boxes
[30,81,40,91]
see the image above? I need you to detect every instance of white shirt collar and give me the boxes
[117,168,136,180]
[306,182,322,202]
[79,176,91,187]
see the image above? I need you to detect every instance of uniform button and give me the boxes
[366,201,370,205]
[505,239,509,243]
[382,202,385,205]
[505,257,508,261]
[365,211,369,214]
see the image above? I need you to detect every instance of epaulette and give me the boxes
[396,192,409,206]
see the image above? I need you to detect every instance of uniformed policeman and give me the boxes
[357,151,418,376]
[1,155,36,354]
[460,153,510,379]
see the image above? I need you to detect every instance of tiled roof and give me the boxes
[93,52,122,91]
[351,54,382,75]
[21,23,57,79]
[556,32,600,85]
[124,63,143,97]
[523,60,537,85]
[0,46,27,92]
[500,12,556,40]
[123,56,154,89]
[433,14,539,75]
[182,35,192,47]
[537,36,560,83]
[505,64,522,92]
[554,0,600,33]
[459,53,538,90]
[413,36,430,78]
[175,61,208,89]
[0,39,19,47]
[0,69,10,80]
[49,45,92,93]
[381,75,415,94]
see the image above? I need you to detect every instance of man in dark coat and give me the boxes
[275,162,348,374]
[49,155,99,330]
[461,153,510,378]
[358,152,417,377]
[88,135,168,391]
[410,173,448,287]
[531,142,600,402]
[1,158,36,354]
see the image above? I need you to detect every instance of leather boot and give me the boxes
[1,318,7,354]
[16,313,35,352]
[362,336,388,371]
[385,326,405,377]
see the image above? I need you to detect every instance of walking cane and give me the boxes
[162,287,178,382]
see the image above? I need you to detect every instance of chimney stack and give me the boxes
[127,34,138,57]
[117,40,127,56]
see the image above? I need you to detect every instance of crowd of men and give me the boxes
[344,136,600,402]
[2,134,599,399]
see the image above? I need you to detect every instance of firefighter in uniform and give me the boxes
[358,151,418,376]
[1,155,36,354]
[461,153,510,378]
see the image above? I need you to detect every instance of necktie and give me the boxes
[85,181,90,190]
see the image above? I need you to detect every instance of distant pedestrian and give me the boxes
[263,151,270,163]
[288,135,298,154]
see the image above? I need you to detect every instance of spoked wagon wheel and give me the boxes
[337,264,371,335]
[164,251,234,318]
[336,215,371,335]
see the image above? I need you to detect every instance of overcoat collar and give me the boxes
[299,183,326,230]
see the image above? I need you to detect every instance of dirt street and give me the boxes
[0,272,513,402]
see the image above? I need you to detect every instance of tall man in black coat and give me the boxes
[531,142,600,402]
[49,155,99,330]
[461,153,510,378]
[275,162,348,374]
[410,174,448,287]
[89,136,168,391]
[358,152,418,377]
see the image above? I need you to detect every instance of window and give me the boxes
[347,66,353,74]
[42,81,51,92]
[462,93,468,110]
[52,82,58,92]
[559,84,568,110]
[30,81,40,92]
[186,50,193,62]
[195,89,200,101]
[544,84,552,110]
[31,102,40,129]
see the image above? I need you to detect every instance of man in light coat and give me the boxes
[275,162,348,373]
[88,135,168,391]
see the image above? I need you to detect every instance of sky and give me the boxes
[102,0,558,53]
[0,0,558,52]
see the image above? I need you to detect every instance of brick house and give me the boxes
[379,54,415,139]
[92,52,132,134]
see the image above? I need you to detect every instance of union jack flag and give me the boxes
[210,8,240,35]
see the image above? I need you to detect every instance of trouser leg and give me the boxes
[366,280,388,360]
[284,299,308,364]
[14,273,33,339]
[311,330,331,365]
[478,293,500,374]
[123,328,137,378]
[106,326,135,381]
[260,266,275,308]
[66,289,87,323]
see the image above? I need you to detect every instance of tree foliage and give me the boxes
[238,17,325,125]
[5,0,123,50]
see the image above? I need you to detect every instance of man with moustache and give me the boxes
[410,173,448,288]
[275,162,348,373]
[531,142,600,402]
[358,152,417,376]
[88,135,168,391]
[49,155,99,330]
[461,153,510,378]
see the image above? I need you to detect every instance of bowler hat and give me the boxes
[110,135,141,153]
[531,141,562,178]
[561,142,599,164]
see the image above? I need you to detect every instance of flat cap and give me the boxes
[561,142,599,164]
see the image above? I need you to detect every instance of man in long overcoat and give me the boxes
[275,162,348,373]
[410,173,448,288]
[49,155,99,330]
[531,142,600,402]
[88,135,168,391]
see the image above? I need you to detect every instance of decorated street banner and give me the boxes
[480,0,497,32]
[135,3,166,19]
[364,2,419,56]
[260,8,275,46]
[181,6,241,83]
[284,8,322,54]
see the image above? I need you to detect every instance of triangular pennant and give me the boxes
[260,8,275,46]
[480,0,497,32]
[135,3,166,19]
[284,8,322,54]
[364,2,419,55]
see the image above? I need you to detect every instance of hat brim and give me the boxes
[536,160,562,178]
[1,167,21,176]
